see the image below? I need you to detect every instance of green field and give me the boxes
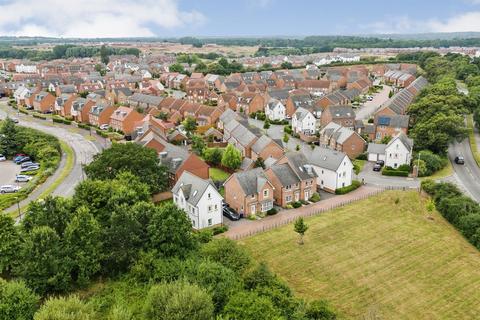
[241,191,480,319]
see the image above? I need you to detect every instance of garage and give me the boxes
[367,143,386,162]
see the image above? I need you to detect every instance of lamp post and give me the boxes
[15,196,20,218]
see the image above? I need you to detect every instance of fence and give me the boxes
[228,186,420,240]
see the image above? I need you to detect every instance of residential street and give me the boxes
[355,84,392,120]
[0,100,102,211]
[448,138,480,202]
[357,161,420,189]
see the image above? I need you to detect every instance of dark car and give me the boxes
[376,160,385,167]
[373,164,382,171]
[222,204,241,221]
[455,156,465,165]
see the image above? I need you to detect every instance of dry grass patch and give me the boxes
[241,191,480,319]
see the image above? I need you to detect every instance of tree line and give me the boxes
[0,44,140,61]
[0,142,337,319]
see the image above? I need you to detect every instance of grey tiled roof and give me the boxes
[270,163,300,186]
[234,167,269,195]
[367,143,387,154]
[172,171,216,206]
[302,146,348,171]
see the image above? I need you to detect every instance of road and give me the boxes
[0,100,102,209]
[355,85,392,120]
[448,138,480,202]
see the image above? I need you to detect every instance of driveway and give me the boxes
[357,161,420,189]
[355,85,392,120]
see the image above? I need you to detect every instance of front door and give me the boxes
[294,192,300,201]
[250,204,256,214]
[304,190,310,200]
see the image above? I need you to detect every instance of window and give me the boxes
[208,218,212,226]
[286,195,292,203]
[214,204,218,210]
[208,205,213,212]
[261,201,273,212]
[251,194,255,199]
[208,193,211,199]
[192,219,196,227]
[285,185,291,190]
[263,189,269,197]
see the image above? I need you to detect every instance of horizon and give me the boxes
[2,0,480,38]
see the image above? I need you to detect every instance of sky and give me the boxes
[2,0,480,38]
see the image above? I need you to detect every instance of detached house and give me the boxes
[302,147,353,193]
[292,107,316,135]
[224,167,275,217]
[32,91,55,113]
[265,152,317,207]
[374,114,410,141]
[265,99,286,121]
[367,133,413,169]
[172,171,223,230]
[109,106,144,136]
[320,105,355,129]
[13,86,32,105]
[319,122,366,159]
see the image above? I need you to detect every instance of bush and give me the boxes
[77,123,91,130]
[300,199,309,205]
[284,125,292,135]
[53,116,72,125]
[309,192,321,203]
[397,164,411,172]
[291,201,302,208]
[381,167,409,177]
[283,134,289,143]
[212,225,228,235]
[356,152,368,160]
[266,208,278,215]
[416,150,448,176]
[19,108,29,115]
[32,113,47,120]
[335,180,361,194]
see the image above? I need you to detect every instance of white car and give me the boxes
[100,124,110,130]
[0,185,21,194]
[0,154,6,161]
[15,175,32,182]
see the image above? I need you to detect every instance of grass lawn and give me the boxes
[209,167,230,181]
[240,191,480,319]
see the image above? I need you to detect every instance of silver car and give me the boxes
[0,185,21,194]
[15,175,32,182]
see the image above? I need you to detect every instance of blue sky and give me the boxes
[1,0,480,38]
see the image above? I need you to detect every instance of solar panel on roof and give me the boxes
[378,117,390,126]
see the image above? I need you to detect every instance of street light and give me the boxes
[15,196,20,218]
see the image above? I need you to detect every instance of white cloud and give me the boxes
[365,11,480,34]
[0,0,206,38]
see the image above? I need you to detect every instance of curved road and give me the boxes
[0,101,102,209]
[448,138,480,202]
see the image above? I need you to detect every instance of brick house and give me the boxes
[296,79,333,97]
[319,122,366,159]
[224,167,275,217]
[250,135,284,162]
[89,102,115,127]
[109,106,144,136]
[32,91,55,113]
[236,92,265,114]
[71,98,95,123]
[374,114,410,141]
[320,105,356,129]
[265,152,317,207]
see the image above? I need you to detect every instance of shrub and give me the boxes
[53,116,72,125]
[356,152,368,160]
[397,164,411,172]
[267,208,278,215]
[77,123,91,130]
[335,180,361,194]
[381,168,409,177]
[300,199,309,205]
[284,125,292,134]
[32,113,47,120]
[212,225,228,235]
[19,108,29,114]
[291,201,302,208]
[309,192,321,203]
[283,134,289,143]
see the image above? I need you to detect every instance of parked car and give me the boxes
[222,203,241,221]
[15,175,32,182]
[15,156,31,164]
[376,160,385,167]
[373,163,382,172]
[0,185,21,194]
[13,154,26,162]
[0,154,6,161]
[21,162,39,169]
[10,117,19,123]
[20,165,39,173]
[99,124,110,130]
[455,156,465,165]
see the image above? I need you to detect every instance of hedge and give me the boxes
[53,117,72,125]
[382,168,409,177]
[32,113,47,120]
[335,180,361,194]
[77,123,91,130]
[309,192,321,203]
[267,208,278,215]
[291,201,302,208]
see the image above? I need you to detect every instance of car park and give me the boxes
[15,175,32,182]
[0,154,6,161]
[222,203,241,221]
[455,156,465,165]
[0,185,21,194]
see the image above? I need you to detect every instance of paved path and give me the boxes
[355,85,392,120]
[0,101,103,213]
[224,185,385,240]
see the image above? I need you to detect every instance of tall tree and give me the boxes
[182,116,197,137]
[294,217,309,245]
[0,215,20,276]
[0,118,19,156]
[221,144,242,170]
[84,143,167,193]
[100,45,109,65]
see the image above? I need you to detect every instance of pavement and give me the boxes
[355,85,392,120]
[0,100,103,211]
